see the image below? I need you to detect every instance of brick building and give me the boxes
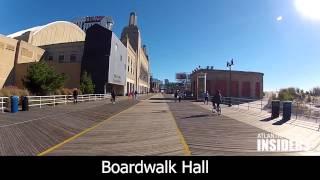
[191,69,264,99]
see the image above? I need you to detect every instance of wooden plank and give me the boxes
[166,95,301,156]
[47,94,186,156]
[0,95,153,156]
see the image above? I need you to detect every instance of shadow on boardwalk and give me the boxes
[165,95,297,156]
[0,95,153,156]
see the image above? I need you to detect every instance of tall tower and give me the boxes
[121,12,141,52]
[129,12,138,26]
[121,12,150,93]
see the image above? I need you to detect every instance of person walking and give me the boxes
[178,92,182,103]
[73,88,78,104]
[174,91,178,103]
[111,89,116,104]
[204,91,210,105]
[134,90,138,100]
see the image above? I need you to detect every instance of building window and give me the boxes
[48,55,53,61]
[70,54,77,63]
[128,58,130,72]
[120,55,122,62]
[58,55,65,63]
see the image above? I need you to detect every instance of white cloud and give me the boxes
[277,16,283,21]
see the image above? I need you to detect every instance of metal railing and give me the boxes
[27,94,111,108]
[292,102,320,123]
[222,97,320,123]
[0,97,9,113]
[222,97,267,111]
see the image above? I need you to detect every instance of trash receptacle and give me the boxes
[22,96,29,111]
[271,100,280,119]
[11,96,19,113]
[283,101,292,121]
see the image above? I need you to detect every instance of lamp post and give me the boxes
[227,59,234,107]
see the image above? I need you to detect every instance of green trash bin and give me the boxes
[22,96,29,111]
[283,101,292,121]
[271,100,280,119]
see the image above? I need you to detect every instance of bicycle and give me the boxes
[212,104,221,115]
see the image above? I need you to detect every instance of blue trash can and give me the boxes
[283,101,292,121]
[11,96,19,113]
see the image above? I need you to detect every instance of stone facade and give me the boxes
[42,42,84,89]
[2,21,86,90]
[0,35,45,89]
[121,12,150,94]
[0,35,18,88]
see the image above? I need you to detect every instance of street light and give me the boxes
[227,59,234,107]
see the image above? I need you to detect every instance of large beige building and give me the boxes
[0,35,18,88]
[0,35,44,89]
[123,37,138,94]
[8,21,85,47]
[121,12,150,94]
[3,21,85,89]
[1,16,151,95]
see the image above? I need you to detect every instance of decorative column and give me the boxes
[197,72,207,100]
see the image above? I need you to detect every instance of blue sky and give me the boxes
[1,0,320,91]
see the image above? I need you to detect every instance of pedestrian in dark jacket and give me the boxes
[178,92,182,103]
[134,90,138,100]
[111,90,116,104]
[73,88,78,104]
[214,90,222,109]
[174,91,178,103]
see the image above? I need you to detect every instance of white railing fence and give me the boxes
[0,97,9,113]
[27,94,111,108]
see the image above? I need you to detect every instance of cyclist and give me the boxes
[213,90,222,115]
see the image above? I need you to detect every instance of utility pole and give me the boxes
[227,59,234,107]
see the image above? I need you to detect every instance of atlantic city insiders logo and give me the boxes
[257,133,309,152]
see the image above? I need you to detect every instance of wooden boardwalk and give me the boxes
[1,93,314,156]
[194,101,320,155]
[0,95,152,156]
[45,94,188,156]
[166,96,298,156]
